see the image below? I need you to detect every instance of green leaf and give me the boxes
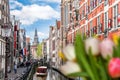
[88,48,100,80]
[75,34,95,80]
[97,56,109,80]
[117,38,120,57]
[67,72,89,77]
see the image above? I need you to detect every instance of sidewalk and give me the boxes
[7,67,27,80]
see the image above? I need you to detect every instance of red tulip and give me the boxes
[108,58,120,78]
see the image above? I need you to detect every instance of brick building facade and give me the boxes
[66,0,120,43]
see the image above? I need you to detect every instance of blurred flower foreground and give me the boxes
[59,34,120,80]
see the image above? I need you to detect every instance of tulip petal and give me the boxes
[108,58,120,78]
[60,61,81,75]
[99,38,114,59]
[85,38,100,56]
[63,44,76,61]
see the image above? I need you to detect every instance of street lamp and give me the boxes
[1,23,11,80]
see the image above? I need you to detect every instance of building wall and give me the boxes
[26,37,31,61]
[19,29,26,62]
[49,26,57,67]
[66,0,120,43]
[0,0,10,79]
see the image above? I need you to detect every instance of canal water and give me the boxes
[33,70,82,80]
[33,69,68,80]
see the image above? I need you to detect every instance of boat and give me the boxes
[36,66,47,77]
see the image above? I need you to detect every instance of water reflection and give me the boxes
[33,69,62,80]
[33,74,46,80]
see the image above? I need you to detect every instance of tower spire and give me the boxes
[35,29,37,36]
[33,29,39,45]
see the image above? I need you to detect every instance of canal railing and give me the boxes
[26,62,38,80]
[27,62,37,80]
[14,62,38,80]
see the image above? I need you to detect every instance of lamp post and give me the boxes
[1,23,11,80]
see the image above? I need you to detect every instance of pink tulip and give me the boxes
[99,38,114,59]
[85,38,100,56]
[108,58,120,78]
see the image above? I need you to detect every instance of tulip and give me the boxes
[63,44,76,61]
[60,61,81,75]
[108,58,120,78]
[85,38,100,56]
[58,51,66,61]
[99,38,114,59]
[112,35,119,45]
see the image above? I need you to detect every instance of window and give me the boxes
[113,4,118,28]
[0,11,1,19]
[104,0,108,6]
[1,42,2,55]
[90,0,93,11]
[93,0,97,8]
[0,41,1,55]
[0,26,1,36]
[3,43,5,56]
[104,12,108,30]
[90,21,93,36]
[97,16,101,34]
[86,1,90,14]
[98,0,102,5]
[65,4,68,26]
[52,40,55,51]
[0,0,1,4]
[82,9,85,19]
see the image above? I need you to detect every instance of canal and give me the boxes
[33,69,65,80]
[32,61,81,80]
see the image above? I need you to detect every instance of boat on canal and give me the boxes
[36,66,47,77]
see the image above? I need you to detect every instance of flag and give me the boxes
[21,48,27,56]
[24,48,26,55]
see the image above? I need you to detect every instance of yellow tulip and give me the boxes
[58,51,66,61]
[112,35,119,45]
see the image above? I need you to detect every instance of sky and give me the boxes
[9,0,61,43]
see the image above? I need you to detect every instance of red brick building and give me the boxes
[67,0,120,43]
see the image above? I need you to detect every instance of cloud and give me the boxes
[10,0,23,9]
[30,0,61,3]
[10,4,60,25]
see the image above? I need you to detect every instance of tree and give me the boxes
[36,43,43,58]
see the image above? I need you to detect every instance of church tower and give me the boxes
[33,29,39,45]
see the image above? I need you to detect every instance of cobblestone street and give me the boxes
[7,67,27,80]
